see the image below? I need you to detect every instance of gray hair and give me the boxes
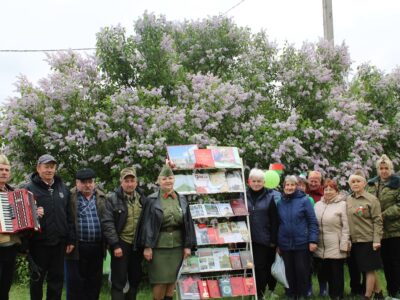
[284,175,298,185]
[376,154,394,174]
[248,168,265,181]
[0,154,10,165]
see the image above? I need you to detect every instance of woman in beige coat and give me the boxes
[314,179,350,300]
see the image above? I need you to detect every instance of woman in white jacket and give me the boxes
[314,179,350,300]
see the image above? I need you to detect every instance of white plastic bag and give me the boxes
[271,253,289,288]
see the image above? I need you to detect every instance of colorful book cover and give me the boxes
[218,277,232,297]
[229,199,248,216]
[184,256,200,273]
[209,171,229,193]
[197,279,210,299]
[206,280,221,298]
[194,149,215,168]
[194,173,211,193]
[230,277,245,296]
[167,145,198,169]
[239,250,254,269]
[189,204,207,219]
[174,174,196,194]
[178,275,200,299]
[226,170,243,192]
[207,146,242,168]
[229,252,242,269]
[207,227,220,244]
[195,224,210,245]
[203,203,220,217]
[243,277,256,295]
[237,221,250,242]
[228,222,245,242]
[212,247,231,270]
[217,203,234,217]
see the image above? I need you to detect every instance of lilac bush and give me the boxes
[0,13,398,189]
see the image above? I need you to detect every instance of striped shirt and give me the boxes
[78,192,102,242]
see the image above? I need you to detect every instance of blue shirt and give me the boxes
[78,192,102,242]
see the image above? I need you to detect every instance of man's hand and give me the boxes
[144,247,153,261]
[66,244,75,254]
[309,243,318,252]
[114,247,123,258]
[183,248,191,259]
[373,243,381,251]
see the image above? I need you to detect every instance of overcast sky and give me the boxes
[1,0,399,104]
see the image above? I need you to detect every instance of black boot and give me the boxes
[125,288,137,300]
[164,296,173,300]
[374,291,384,300]
[111,288,125,300]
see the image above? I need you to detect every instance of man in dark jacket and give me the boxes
[101,167,145,300]
[26,154,75,300]
[65,168,106,300]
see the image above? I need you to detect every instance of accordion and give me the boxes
[0,189,41,233]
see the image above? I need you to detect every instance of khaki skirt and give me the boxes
[148,247,183,284]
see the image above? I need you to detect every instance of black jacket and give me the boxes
[101,186,146,250]
[26,173,75,245]
[136,190,196,249]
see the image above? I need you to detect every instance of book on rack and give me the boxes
[197,248,215,271]
[194,173,211,193]
[239,250,254,268]
[206,280,221,298]
[167,145,198,169]
[243,277,256,295]
[218,276,232,297]
[209,171,229,193]
[207,227,221,244]
[228,221,246,242]
[189,204,208,219]
[181,255,200,273]
[178,275,200,299]
[195,224,210,245]
[194,149,215,168]
[217,202,234,217]
[197,279,210,299]
[229,252,242,269]
[229,198,248,216]
[237,221,250,242]
[226,170,243,192]
[212,247,231,270]
[174,174,196,194]
[207,146,242,168]
[203,203,220,217]
[230,277,245,296]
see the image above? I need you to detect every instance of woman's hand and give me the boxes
[309,243,318,252]
[373,243,381,251]
[114,247,123,258]
[183,248,191,259]
[144,247,153,261]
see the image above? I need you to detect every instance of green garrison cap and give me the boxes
[159,165,174,177]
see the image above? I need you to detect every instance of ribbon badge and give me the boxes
[355,205,365,217]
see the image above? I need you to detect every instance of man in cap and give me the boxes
[65,168,106,300]
[26,154,75,300]
[101,167,146,300]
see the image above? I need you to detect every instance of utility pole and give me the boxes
[322,0,334,45]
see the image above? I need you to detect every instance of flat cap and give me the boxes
[37,154,57,165]
[76,168,96,180]
[120,167,137,180]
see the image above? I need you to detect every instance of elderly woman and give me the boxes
[314,179,350,300]
[277,175,319,299]
[347,170,383,299]
[137,165,196,300]
[246,168,279,298]
[366,155,400,298]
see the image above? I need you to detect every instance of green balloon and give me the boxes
[264,170,280,189]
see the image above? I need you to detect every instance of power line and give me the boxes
[0,48,96,53]
[223,0,245,15]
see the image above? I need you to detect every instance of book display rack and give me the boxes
[167,145,257,300]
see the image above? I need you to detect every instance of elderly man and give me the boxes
[306,170,324,203]
[0,155,20,300]
[65,168,106,300]
[102,167,146,300]
[26,154,75,300]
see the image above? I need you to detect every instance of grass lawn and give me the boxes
[10,268,387,299]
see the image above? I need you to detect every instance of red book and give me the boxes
[230,199,248,216]
[229,253,242,269]
[242,277,256,295]
[194,149,215,168]
[207,227,220,244]
[206,279,221,298]
[197,280,210,299]
[230,277,245,296]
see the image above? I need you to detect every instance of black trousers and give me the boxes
[381,237,400,297]
[252,242,276,297]
[110,240,143,296]
[281,249,311,299]
[314,257,345,298]
[66,241,103,300]
[29,242,65,300]
[0,244,19,300]
[347,254,365,295]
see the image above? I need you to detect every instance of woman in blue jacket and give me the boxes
[277,175,319,299]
